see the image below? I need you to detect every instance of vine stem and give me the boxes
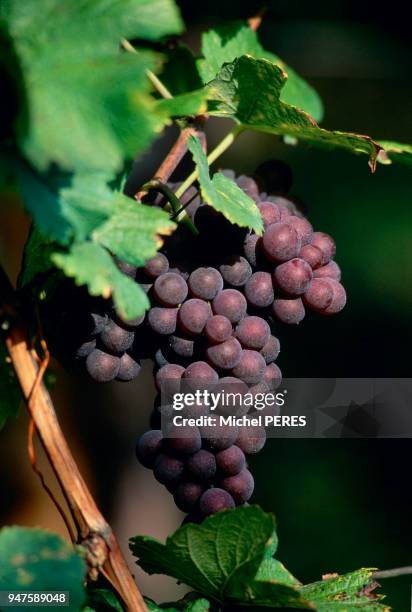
[0,268,146,612]
[174,125,244,199]
[121,38,173,99]
[373,567,412,579]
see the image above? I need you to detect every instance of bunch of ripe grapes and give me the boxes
[44,160,346,519]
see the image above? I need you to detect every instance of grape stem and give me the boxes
[141,179,198,235]
[175,125,245,199]
[0,266,146,612]
[121,38,173,99]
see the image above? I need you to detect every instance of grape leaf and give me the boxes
[0,527,86,611]
[378,141,412,166]
[187,135,263,234]
[160,45,203,95]
[92,200,175,267]
[198,22,323,122]
[207,56,381,170]
[256,559,301,586]
[145,596,210,612]
[0,0,182,172]
[17,227,57,288]
[84,588,124,612]
[0,339,21,430]
[52,242,149,320]
[157,90,208,118]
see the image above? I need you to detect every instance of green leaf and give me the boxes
[157,90,208,118]
[0,527,86,611]
[145,595,210,612]
[378,141,412,166]
[0,339,21,430]
[160,45,203,95]
[187,135,263,234]
[52,242,149,320]
[84,588,124,612]
[17,226,58,288]
[301,569,390,611]
[92,200,175,268]
[256,558,301,587]
[198,22,323,122]
[207,56,381,170]
[0,0,178,172]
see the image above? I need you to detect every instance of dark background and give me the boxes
[1,1,411,609]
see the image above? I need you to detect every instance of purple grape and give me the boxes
[260,335,280,363]
[86,349,120,382]
[136,430,163,468]
[219,256,252,287]
[115,312,145,329]
[287,215,313,246]
[215,377,249,417]
[155,363,185,391]
[212,289,247,323]
[115,257,136,278]
[153,272,188,306]
[148,307,178,335]
[206,337,242,370]
[100,319,134,354]
[236,425,266,454]
[220,468,254,503]
[205,315,233,344]
[75,338,96,358]
[187,449,217,481]
[154,454,185,487]
[215,445,246,476]
[89,312,108,335]
[303,278,334,312]
[188,267,223,300]
[262,222,301,262]
[199,488,235,517]
[322,279,347,315]
[272,297,305,324]
[169,335,196,359]
[154,346,170,368]
[257,201,281,227]
[178,299,211,335]
[231,350,266,384]
[314,260,342,281]
[244,272,274,308]
[267,195,299,217]
[144,253,169,279]
[116,352,141,381]
[201,423,239,451]
[310,232,336,265]
[273,258,313,296]
[235,316,270,350]
[166,425,202,455]
[236,175,260,201]
[174,482,204,513]
[299,244,323,270]
[183,361,219,386]
[263,363,282,390]
[243,233,261,267]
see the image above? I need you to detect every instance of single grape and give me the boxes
[262,222,301,262]
[322,279,347,315]
[221,168,236,180]
[89,312,108,335]
[155,363,185,391]
[244,272,274,308]
[235,316,270,350]
[310,232,336,265]
[187,449,217,481]
[201,423,239,451]
[215,445,246,476]
[303,278,334,311]
[236,425,266,454]
[267,195,301,217]
[314,260,342,281]
[115,257,136,278]
[86,349,120,382]
[260,335,280,363]
[299,244,323,270]
[100,319,135,354]
[199,488,235,517]
[231,350,266,384]
[257,201,281,227]
[115,312,145,329]
[216,376,249,417]
[148,307,178,335]
[75,338,96,358]
[263,363,282,390]
[254,159,293,193]
[236,175,260,201]
[178,299,211,335]
[206,337,242,370]
[212,289,247,324]
[153,272,188,306]
[136,430,163,468]
[273,258,313,296]
[169,335,196,359]
[183,361,219,387]
[272,297,305,324]
[153,454,185,487]
[287,215,313,246]
[188,267,223,300]
[144,253,169,279]
[174,482,205,513]
[220,468,254,504]
[243,233,261,267]
[116,353,141,381]
[220,255,252,287]
[205,315,233,344]
[166,425,202,455]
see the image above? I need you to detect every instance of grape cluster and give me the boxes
[45,160,347,518]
